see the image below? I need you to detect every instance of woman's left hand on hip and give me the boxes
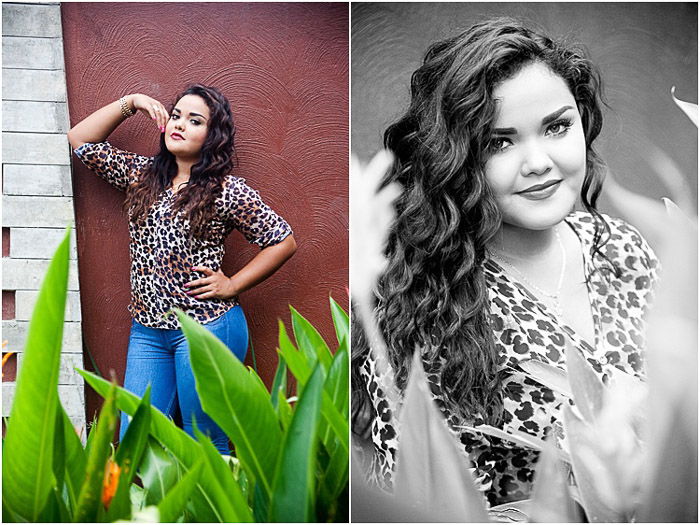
[185,267,237,300]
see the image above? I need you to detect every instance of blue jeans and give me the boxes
[119,305,248,453]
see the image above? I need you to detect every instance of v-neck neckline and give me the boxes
[486,214,601,355]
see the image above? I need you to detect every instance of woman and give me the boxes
[351,19,659,506]
[68,84,297,453]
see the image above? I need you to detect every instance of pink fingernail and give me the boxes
[160,126,165,133]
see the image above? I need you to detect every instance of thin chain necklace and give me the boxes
[491,228,567,319]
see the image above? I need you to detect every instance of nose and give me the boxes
[520,140,553,177]
[174,119,185,131]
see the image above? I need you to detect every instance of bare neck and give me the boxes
[174,155,199,180]
[491,222,564,261]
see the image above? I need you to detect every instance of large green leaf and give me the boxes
[318,340,349,455]
[270,356,288,410]
[329,297,349,346]
[317,343,349,513]
[290,306,332,370]
[57,403,86,513]
[78,370,226,522]
[157,459,204,523]
[193,426,253,522]
[74,381,118,522]
[139,438,182,507]
[176,310,282,498]
[277,321,313,385]
[277,394,294,433]
[269,365,325,522]
[2,228,71,521]
[106,388,153,522]
[318,440,349,520]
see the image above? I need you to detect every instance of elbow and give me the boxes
[285,235,297,258]
[66,128,83,151]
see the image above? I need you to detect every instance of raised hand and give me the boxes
[130,93,169,133]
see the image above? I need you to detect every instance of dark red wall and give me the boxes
[61,3,348,421]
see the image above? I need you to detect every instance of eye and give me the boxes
[190,119,202,126]
[488,137,512,153]
[170,114,179,120]
[546,119,573,136]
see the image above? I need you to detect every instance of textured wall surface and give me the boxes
[2,2,86,434]
[61,2,348,421]
[352,2,698,213]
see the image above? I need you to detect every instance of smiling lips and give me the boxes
[517,179,563,200]
[170,132,185,140]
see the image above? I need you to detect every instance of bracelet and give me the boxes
[119,96,135,118]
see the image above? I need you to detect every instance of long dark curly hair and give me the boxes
[352,18,613,437]
[125,84,236,238]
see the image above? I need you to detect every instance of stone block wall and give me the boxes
[2,2,85,435]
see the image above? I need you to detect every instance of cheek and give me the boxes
[554,126,587,177]
[192,126,208,146]
[484,155,518,198]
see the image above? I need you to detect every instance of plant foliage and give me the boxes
[2,228,348,522]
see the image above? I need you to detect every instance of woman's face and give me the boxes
[484,61,587,231]
[164,94,211,159]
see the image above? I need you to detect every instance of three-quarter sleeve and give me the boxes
[222,177,293,248]
[73,141,151,192]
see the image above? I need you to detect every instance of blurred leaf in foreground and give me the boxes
[392,351,489,523]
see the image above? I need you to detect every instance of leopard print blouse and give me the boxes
[359,211,659,506]
[74,141,292,329]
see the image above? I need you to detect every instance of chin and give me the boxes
[504,200,576,231]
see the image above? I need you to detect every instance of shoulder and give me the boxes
[568,210,658,274]
[220,175,258,197]
[568,210,648,247]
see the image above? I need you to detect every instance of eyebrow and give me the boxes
[492,105,575,135]
[172,107,208,120]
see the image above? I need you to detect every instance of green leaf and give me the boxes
[57,403,86,513]
[176,310,283,498]
[106,387,153,522]
[73,381,118,522]
[277,321,312,385]
[319,340,349,453]
[564,342,604,423]
[193,425,254,522]
[329,297,349,346]
[157,459,204,523]
[320,392,349,454]
[269,365,325,522]
[318,440,349,517]
[277,395,294,432]
[2,228,71,521]
[139,438,182,507]
[78,370,228,522]
[52,405,66,496]
[270,356,288,410]
[290,306,333,370]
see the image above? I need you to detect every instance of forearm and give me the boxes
[229,235,297,295]
[67,95,135,150]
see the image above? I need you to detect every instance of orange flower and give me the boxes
[101,459,121,509]
[1,350,15,379]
